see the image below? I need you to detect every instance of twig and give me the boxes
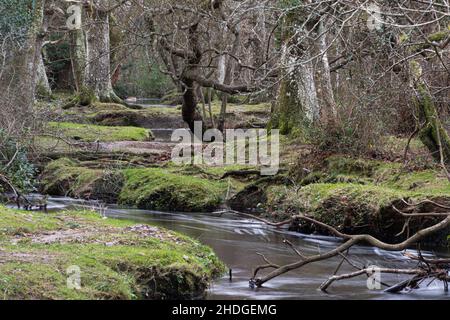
[283,239,306,259]
[320,268,426,292]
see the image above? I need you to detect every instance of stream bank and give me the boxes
[36,96,450,248]
[4,96,450,299]
[29,197,450,300]
[0,205,224,299]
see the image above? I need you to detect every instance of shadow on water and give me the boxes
[45,197,450,300]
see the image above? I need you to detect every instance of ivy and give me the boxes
[0,0,33,45]
[0,130,36,194]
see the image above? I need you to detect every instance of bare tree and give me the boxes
[139,0,279,131]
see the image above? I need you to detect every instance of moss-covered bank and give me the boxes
[0,206,224,299]
[230,155,450,244]
[44,99,270,130]
[40,159,255,212]
[119,168,227,212]
[48,122,153,142]
[41,158,125,203]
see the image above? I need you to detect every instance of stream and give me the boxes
[45,196,450,300]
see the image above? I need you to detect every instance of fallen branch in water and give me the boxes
[226,201,450,294]
[320,267,427,292]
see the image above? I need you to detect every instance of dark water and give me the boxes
[126,98,178,109]
[46,197,450,300]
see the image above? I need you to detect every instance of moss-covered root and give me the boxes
[62,87,142,111]
[0,207,225,299]
[62,87,97,109]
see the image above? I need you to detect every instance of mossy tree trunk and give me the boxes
[272,11,320,135]
[70,27,87,92]
[416,85,450,164]
[0,0,46,116]
[411,61,450,165]
[36,49,51,97]
[35,5,52,99]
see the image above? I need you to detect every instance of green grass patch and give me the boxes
[0,206,225,299]
[48,122,152,142]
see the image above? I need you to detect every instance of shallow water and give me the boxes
[46,197,450,300]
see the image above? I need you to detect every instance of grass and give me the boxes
[0,206,225,299]
[48,122,152,142]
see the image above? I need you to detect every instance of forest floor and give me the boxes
[3,95,448,299]
[34,94,450,246]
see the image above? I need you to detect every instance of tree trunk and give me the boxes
[272,13,320,134]
[181,78,202,133]
[71,27,87,92]
[36,43,51,97]
[0,0,46,141]
[0,0,45,117]
[84,5,120,102]
[218,94,228,132]
[411,61,450,165]
[217,54,227,132]
[317,19,337,123]
[416,85,450,164]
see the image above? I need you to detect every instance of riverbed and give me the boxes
[43,196,450,300]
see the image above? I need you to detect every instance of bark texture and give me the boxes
[84,7,119,102]
[410,61,450,165]
[272,12,320,134]
[0,0,46,118]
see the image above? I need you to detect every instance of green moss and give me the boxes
[267,181,449,240]
[119,168,227,212]
[298,183,409,210]
[323,155,450,194]
[62,87,97,109]
[48,122,152,142]
[0,207,224,299]
[41,158,124,202]
[428,30,449,42]
[262,155,450,242]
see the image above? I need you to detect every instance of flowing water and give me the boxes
[45,197,450,300]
